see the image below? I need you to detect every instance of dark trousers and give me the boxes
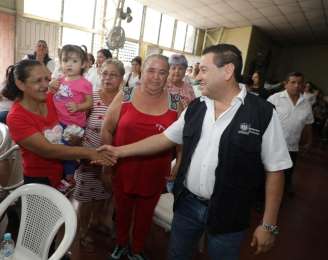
[285,152,298,191]
[168,192,245,260]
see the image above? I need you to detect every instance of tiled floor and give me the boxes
[73,139,328,260]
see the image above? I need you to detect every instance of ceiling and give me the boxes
[138,0,328,45]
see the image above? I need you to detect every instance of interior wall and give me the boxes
[0,11,15,82]
[0,0,16,11]
[244,26,277,78]
[268,45,328,93]
[15,16,59,63]
[202,26,252,73]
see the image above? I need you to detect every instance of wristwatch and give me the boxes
[262,223,279,235]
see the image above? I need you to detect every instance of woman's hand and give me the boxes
[91,148,117,166]
[166,162,179,181]
[99,166,114,192]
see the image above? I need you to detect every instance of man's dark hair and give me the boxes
[202,44,243,82]
[285,71,304,82]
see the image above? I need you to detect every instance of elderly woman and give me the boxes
[3,59,110,188]
[73,59,125,250]
[24,40,56,74]
[101,54,182,260]
[166,54,195,108]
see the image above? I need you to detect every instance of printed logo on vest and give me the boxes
[238,123,260,136]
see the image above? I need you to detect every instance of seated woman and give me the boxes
[2,59,111,188]
[101,54,182,260]
[73,59,125,251]
[24,40,56,75]
[166,54,195,109]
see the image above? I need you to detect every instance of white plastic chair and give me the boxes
[0,183,77,260]
[153,160,206,252]
[0,122,24,191]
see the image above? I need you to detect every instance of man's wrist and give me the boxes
[262,223,279,235]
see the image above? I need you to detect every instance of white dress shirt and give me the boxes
[268,90,314,152]
[164,86,292,199]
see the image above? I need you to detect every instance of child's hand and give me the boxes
[49,79,60,93]
[66,102,79,113]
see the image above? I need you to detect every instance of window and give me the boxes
[174,21,187,51]
[24,0,62,21]
[162,50,177,58]
[94,0,106,30]
[117,41,139,63]
[159,14,175,48]
[105,0,118,31]
[93,34,104,54]
[143,8,161,44]
[63,0,95,28]
[121,0,143,40]
[61,27,92,51]
[184,25,196,53]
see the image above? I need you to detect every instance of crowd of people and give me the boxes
[0,39,326,260]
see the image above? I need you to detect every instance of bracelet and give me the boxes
[262,223,279,235]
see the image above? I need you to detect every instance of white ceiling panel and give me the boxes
[137,0,328,44]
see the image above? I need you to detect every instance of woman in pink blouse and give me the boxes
[166,54,195,108]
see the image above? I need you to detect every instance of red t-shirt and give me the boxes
[7,93,63,187]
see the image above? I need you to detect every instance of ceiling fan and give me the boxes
[105,0,133,51]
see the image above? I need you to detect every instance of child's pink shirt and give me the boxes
[53,76,92,127]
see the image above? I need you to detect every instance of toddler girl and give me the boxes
[50,44,93,182]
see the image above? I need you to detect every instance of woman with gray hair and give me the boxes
[73,58,124,251]
[166,54,195,108]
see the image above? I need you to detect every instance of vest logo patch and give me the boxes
[238,123,260,136]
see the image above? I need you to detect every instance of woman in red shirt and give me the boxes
[101,54,182,260]
[2,59,110,188]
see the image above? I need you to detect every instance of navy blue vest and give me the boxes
[173,93,273,234]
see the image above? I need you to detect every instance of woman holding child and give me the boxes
[3,59,110,188]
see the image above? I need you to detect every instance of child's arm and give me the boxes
[66,94,92,113]
[49,79,60,93]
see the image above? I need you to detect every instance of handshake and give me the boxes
[92,145,121,166]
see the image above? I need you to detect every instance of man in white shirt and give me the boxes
[99,44,292,260]
[268,72,313,196]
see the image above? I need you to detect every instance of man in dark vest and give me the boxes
[99,44,292,260]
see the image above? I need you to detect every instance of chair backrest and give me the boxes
[0,123,11,153]
[0,184,77,260]
[0,122,23,190]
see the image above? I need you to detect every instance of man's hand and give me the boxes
[250,225,276,255]
[91,148,117,166]
[66,102,79,113]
